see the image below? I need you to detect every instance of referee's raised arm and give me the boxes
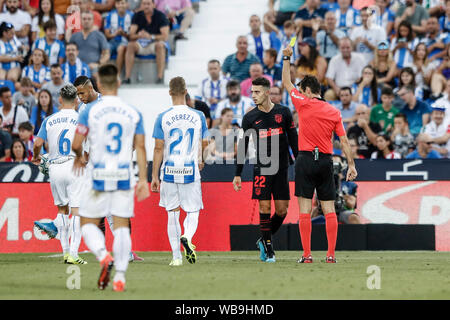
[281,46,295,94]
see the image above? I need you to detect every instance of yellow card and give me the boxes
[290,36,297,47]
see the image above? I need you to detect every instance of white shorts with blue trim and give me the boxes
[49,159,83,208]
[159,180,203,212]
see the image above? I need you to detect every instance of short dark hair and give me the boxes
[169,76,187,96]
[208,59,220,65]
[298,75,321,95]
[226,79,240,90]
[43,20,57,31]
[66,42,78,50]
[98,64,119,89]
[221,107,233,116]
[0,86,11,97]
[74,75,92,87]
[252,77,271,89]
[400,84,415,93]
[340,86,352,95]
[18,121,33,132]
[264,48,278,59]
[381,87,394,96]
[395,112,408,123]
[60,84,78,102]
[50,63,62,70]
[20,77,33,87]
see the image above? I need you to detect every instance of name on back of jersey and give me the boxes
[165,113,198,126]
[48,117,77,127]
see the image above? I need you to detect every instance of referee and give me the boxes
[281,45,357,264]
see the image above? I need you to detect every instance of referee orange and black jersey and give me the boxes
[289,84,346,200]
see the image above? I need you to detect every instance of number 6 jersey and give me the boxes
[76,95,145,192]
[152,105,209,184]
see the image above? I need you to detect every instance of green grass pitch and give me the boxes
[1,251,450,300]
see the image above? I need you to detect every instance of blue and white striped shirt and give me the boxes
[195,75,229,113]
[334,6,361,35]
[104,9,134,44]
[32,38,65,65]
[0,37,22,70]
[22,65,50,85]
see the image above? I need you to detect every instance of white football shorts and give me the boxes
[49,159,82,208]
[159,180,203,212]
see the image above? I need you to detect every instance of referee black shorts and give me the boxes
[294,151,336,201]
[252,166,290,201]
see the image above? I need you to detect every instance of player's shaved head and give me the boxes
[98,63,119,90]
[169,76,187,97]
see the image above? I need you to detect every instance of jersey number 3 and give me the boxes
[106,122,123,154]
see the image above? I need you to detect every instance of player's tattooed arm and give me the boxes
[151,139,165,193]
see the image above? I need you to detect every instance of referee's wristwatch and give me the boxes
[283,56,290,61]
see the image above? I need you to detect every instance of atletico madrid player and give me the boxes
[233,77,298,263]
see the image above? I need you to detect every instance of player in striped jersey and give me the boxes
[32,84,87,265]
[21,48,51,90]
[104,0,134,76]
[72,64,149,291]
[152,77,209,266]
[32,20,65,66]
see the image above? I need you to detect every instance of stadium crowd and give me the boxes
[0,0,449,163]
[197,0,450,160]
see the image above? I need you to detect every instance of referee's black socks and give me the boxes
[270,213,286,235]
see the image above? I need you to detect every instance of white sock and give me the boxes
[106,214,115,236]
[81,223,107,261]
[69,215,82,258]
[167,210,182,260]
[113,227,131,282]
[183,211,199,243]
[55,213,70,254]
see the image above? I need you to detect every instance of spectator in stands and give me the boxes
[32,20,65,66]
[240,62,273,98]
[296,37,327,86]
[408,43,437,99]
[12,77,36,116]
[397,84,432,136]
[370,133,401,159]
[349,137,364,158]
[334,86,357,129]
[30,89,57,135]
[334,0,361,36]
[315,11,346,63]
[92,0,115,13]
[246,14,278,63]
[155,0,195,41]
[0,114,12,161]
[207,107,238,163]
[350,7,387,66]
[65,0,103,42]
[390,21,418,71]
[370,41,397,89]
[432,78,450,122]
[0,22,24,83]
[294,0,326,39]
[0,0,32,49]
[265,0,304,29]
[104,0,134,77]
[186,93,211,128]
[269,85,283,104]
[61,42,91,84]
[406,133,442,159]
[123,0,170,84]
[422,16,448,63]
[352,65,380,107]
[42,64,67,108]
[18,121,34,158]
[395,0,429,38]
[370,87,398,133]
[347,104,383,158]
[222,35,260,83]
[195,59,229,116]
[5,139,30,162]
[263,48,282,84]
[31,0,65,43]
[371,0,395,37]
[21,48,51,91]
[423,106,450,158]
[275,20,297,64]
[394,67,424,102]
[430,45,450,99]
[70,11,110,76]
[439,0,450,32]
[213,80,254,127]
[325,37,366,101]
[391,113,415,158]
[0,87,29,136]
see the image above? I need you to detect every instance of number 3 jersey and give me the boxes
[37,109,79,161]
[77,95,145,192]
[153,105,209,184]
